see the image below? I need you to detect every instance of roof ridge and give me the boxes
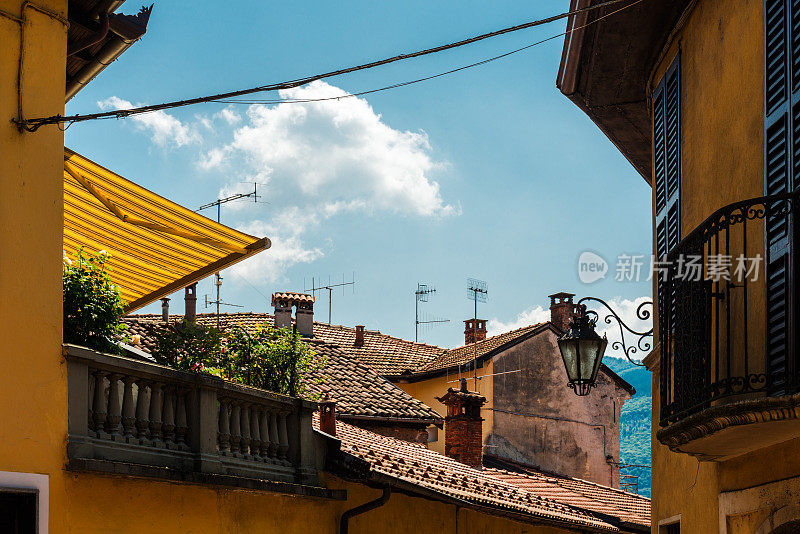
[445,322,548,353]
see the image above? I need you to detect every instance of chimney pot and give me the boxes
[436,380,487,469]
[272,292,315,336]
[319,395,337,436]
[464,319,487,345]
[184,284,197,323]
[548,292,576,332]
[161,297,170,323]
[355,325,365,347]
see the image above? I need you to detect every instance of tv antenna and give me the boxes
[304,273,356,324]
[466,277,488,389]
[415,283,449,342]
[196,184,264,328]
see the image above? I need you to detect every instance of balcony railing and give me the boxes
[65,344,320,487]
[659,192,799,427]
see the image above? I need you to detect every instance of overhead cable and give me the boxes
[18,0,641,130]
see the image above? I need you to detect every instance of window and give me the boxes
[653,53,681,261]
[0,491,37,534]
[764,0,799,394]
[658,516,680,534]
[426,425,439,443]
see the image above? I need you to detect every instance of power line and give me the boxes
[214,0,640,108]
[18,0,641,130]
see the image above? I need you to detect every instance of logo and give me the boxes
[578,251,608,284]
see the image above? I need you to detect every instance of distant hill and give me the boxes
[605,357,652,497]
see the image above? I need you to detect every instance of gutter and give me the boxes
[339,486,391,534]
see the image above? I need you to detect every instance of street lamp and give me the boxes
[557,297,652,396]
[557,305,607,396]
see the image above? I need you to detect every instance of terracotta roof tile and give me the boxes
[418,323,547,373]
[320,416,619,531]
[124,315,442,425]
[483,467,650,528]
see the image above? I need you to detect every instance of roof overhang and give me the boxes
[556,0,693,183]
[63,148,271,313]
[66,1,152,101]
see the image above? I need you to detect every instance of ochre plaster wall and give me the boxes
[397,361,494,456]
[489,331,627,487]
[0,0,69,530]
[397,332,629,487]
[647,2,800,533]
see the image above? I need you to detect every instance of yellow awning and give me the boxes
[64,148,271,313]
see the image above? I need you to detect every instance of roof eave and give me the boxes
[556,0,694,185]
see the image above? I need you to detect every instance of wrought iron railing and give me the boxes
[65,344,320,486]
[659,192,798,426]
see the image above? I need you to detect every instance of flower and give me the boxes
[130,334,141,346]
[63,251,73,266]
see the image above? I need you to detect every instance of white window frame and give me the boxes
[0,471,49,534]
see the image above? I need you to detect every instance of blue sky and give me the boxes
[65,0,652,349]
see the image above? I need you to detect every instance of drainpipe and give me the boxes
[340,486,391,534]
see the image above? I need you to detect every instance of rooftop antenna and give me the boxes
[304,273,356,324]
[415,283,449,342]
[196,184,263,328]
[466,277,488,389]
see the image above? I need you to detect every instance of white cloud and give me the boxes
[489,296,653,361]
[230,217,323,283]
[214,106,242,125]
[196,81,457,284]
[488,306,551,335]
[202,80,456,218]
[98,96,200,148]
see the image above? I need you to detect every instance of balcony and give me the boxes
[657,192,800,460]
[65,344,332,495]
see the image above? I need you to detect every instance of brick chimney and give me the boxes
[464,319,487,345]
[548,292,576,332]
[354,325,365,347]
[161,297,170,323]
[184,284,197,323]
[319,395,337,436]
[436,378,487,469]
[271,292,315,336]
[272,293,292,330]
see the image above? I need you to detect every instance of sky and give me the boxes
[65,0,653,352]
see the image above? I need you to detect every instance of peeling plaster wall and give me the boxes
[488,330,630,487]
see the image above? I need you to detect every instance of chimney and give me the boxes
[549,292,576,332]
[436,378,487,469]
[296,298,314,337]
[464,319,487,345]
[271,292,315,336]
[319,395,337,436]
[184,284,197,323]
[272,293,292,330]
[161,297,170,323]
[354,325,365,347]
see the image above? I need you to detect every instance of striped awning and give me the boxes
[63,148,270,312]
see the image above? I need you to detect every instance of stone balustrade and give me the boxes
[65,344,320,486]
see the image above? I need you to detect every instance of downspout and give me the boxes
[340,486,391,534]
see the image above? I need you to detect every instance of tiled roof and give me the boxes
[128,312,444,376]
[323,417,620,532]
[417,323,548,373]
[124,316,442,425]
[483,467,650,528]
[272,292,315,305]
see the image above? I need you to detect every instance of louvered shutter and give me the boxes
[654,56,681,260]
[764,0,798,395]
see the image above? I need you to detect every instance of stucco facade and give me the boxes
[397,327,632,487]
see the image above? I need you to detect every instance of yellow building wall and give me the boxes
[0,0,69,531]
[397,361,494,455]
[647,1,800,533]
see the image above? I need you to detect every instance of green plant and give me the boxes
[222,324,324,398]
[149,321,223,372]
[63,248,127,354]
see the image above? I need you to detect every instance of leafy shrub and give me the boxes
[149,321,223,372]
[222,324,324,398]
[149,321,324,398]
[63,248,127,354]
